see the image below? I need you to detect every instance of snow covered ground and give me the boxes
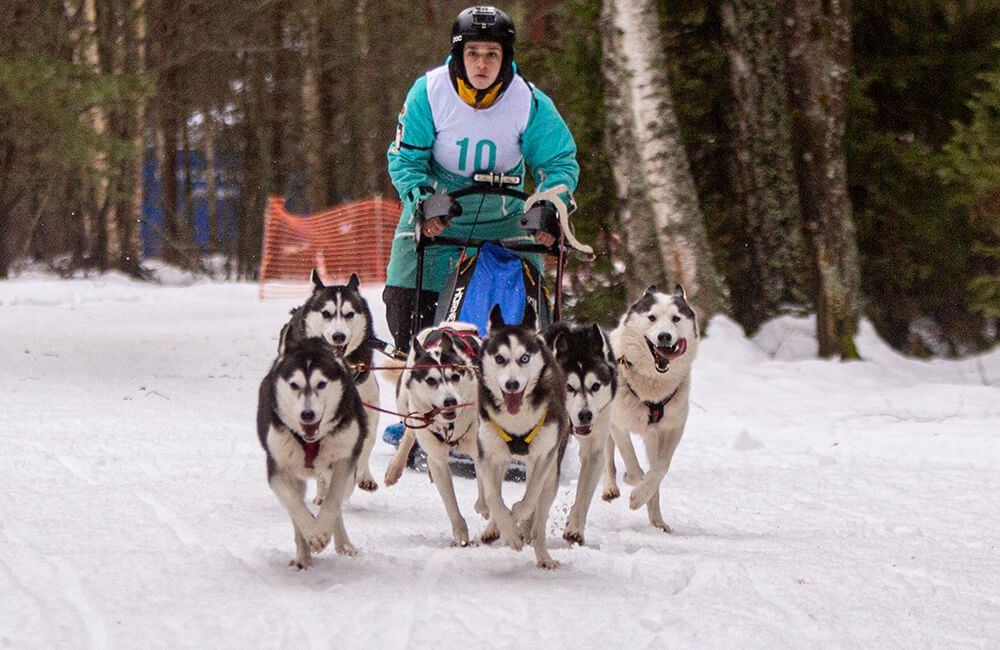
[1,272,998,648]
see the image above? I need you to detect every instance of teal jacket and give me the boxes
[385,63,579,292]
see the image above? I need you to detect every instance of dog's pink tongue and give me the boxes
[503,390,524,415]
[666,338,687,360]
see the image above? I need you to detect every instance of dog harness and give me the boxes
[626,383,679,425]
[488,410,547,456]
[302,442,320,469]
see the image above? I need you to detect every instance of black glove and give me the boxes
[416,193,462,227]
[520,201,560,238]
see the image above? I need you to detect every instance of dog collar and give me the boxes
[626,383,679,425]
[430,419,474,448]
[488,410,547,456]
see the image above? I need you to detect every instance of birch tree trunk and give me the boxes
[600,0,725,316]
[783,0,861,358]
[722,0,807,333]
[80,0,111,265]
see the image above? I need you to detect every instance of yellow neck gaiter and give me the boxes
[457,77,503,110]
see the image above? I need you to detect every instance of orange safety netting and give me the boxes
[259,196,401,299]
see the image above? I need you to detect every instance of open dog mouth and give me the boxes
[501,389,525,415]
[647,338,688,373]
[572,424,592,436]
[300,421,321,442]
[330,343,347,356]
[439,408,458,422]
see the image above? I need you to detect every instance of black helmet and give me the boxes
[451,6,516,53]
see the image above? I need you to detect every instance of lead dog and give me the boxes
[384,323,486,546]
[256,337,368,569]
[602,285,699,533]
[280,270,380,495]
[477,304,568,569]
[543,322,617,545]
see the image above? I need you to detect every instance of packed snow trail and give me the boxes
[1,273,998,648]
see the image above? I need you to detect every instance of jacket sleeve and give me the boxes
[520,84,580,208]
[387,75,437,213]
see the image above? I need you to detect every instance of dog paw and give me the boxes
[384,461,404,486]
[504,532,525,552]
[651,520,672,534]
[536,556,560,570]
[602,484,620,501]
[357,473,379,492]
[289,554,311,570]
[336,541,359,556]
[474,498,490,520]
[629,483,657,511]
[304,528,331,554]
[563,527,585,546]
[451,522,470,547]
[623,470,644,487]
[480,521,500,544]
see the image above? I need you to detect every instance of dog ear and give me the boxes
[439,332,455,356]
[674,284,686,300]
[411,335,425,358]
[644,284,658,295]
[554,331,569,356]
[488,304,506,332]
[311,269,325,290]
[520,303,537,330]
[347,273,360,290]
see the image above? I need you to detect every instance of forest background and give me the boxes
[1,0,998,358]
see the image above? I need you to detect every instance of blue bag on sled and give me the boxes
[434,242,552,334]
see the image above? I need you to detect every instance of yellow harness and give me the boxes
[488,409,547,456]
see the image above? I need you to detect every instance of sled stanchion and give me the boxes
[413,239,426,340]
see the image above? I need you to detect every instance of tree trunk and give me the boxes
[204,106,219,253]
[600,0,725,315]
[783,0,861,358]
[722,0,807,333]
[301,4,326,212]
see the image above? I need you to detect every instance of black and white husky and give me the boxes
[603,285,700,533]
[477,304,568,569]
[281,270,380,494]
[256,337,369,569]
[543,322,617,546]
[384,323,486,546]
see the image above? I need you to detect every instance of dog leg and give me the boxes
[315,459,359,555]
[290,523,311,570]
[630,429,683,533]
[355,403,379,492]
[512,448,556,529]
[313,475,328,506]
[602,433,620,501]
[612,422,645,487]
[478,456,521,550]
[565,437,605,545]
[427,445,470,547]
[384,426,416,486]
[269,472,329,554]
[532,468,560,569]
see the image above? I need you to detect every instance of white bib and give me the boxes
[425,65,533,177]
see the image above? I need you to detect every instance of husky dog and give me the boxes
[256,337,369,569]
[281,270,380,494]
[602,285,699,533]
[542,322,617,546]
[384,323,486,546]
[477,304,568,569]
